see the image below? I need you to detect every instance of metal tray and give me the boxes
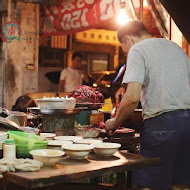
[0,117,23,131]
[27,107,87,115]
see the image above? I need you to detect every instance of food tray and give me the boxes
[36,98,76,109]
[75,103,105,109]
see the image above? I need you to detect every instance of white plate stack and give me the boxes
[0,132,8,150]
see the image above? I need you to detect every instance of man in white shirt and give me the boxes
[58,52,89,92]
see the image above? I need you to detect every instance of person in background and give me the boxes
[111,56,127,106]
[12,95,37,113]
[105,20,190,190]
[12,95,43,130]
[111,84,127,118]
[112,56,126,86]
[58,52,89,92]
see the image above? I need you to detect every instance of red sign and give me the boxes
[40,0,120,36]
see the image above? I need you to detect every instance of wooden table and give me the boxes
[3,150,161,190]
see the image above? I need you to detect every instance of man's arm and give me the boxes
[58,80,65,92]
[105,82,142,133]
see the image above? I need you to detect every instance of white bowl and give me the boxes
[40,133,56,140]
[93,143,121,157]
[54,136,82,141]
[62,144,93,160]
[73,138,103,145]
[64,98,77,109]
[48,140,73,146]
[30,149,65,165]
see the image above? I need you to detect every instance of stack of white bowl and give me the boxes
[0,132,8,150]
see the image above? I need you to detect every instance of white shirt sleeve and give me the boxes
[122,48,146,85]
[60,69,66,80]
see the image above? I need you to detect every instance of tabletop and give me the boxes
[4,150,161,189]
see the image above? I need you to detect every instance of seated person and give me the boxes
[12,95,42,129]
[111,84,127,118]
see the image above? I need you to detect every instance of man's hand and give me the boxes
[81,71,89,84]
[58,80,65,92]
[105,118,118,135]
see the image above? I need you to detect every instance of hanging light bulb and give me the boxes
[117,1,130,25]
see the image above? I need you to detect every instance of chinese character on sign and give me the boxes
[0,22,21,43]
[61,0,75,13]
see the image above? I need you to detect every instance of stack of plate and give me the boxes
[0,132,8,150]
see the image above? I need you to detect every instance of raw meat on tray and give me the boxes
[68,85,104,103]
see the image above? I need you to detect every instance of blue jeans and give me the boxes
[133,110,190,190]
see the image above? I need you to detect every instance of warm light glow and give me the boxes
[143,0,148,6]
[105,84,111,88]
[117,8,130,25]
[117,1,130,25]
[93,83,98,87]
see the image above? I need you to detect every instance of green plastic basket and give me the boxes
[7,131,48,157]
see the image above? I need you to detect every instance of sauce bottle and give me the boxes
[3,139,16,159]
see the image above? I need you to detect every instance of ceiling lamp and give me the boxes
[117,0,131,25]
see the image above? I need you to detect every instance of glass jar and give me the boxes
[88,110,104,126]
[3,139,16,159]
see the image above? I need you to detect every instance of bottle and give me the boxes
[88,110,104,126]
[3,139,16,159]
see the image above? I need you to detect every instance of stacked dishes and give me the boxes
[54,136,82,141]
[47,140,73,150]
[73,138,103,145]
[0,132,8,150]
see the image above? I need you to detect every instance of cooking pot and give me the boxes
[7,111,27,126]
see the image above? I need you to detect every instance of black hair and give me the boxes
[72,52,82,60]
[12,95,37,113]
[117,20,149,43]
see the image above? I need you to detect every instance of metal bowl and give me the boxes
[74,126,101,138]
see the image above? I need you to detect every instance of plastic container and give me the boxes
[3,139,16,159]
[88,110,104,126]
[7,131,48,158]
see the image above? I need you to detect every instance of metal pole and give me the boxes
[129,0,137,19]
[139,0,144,21]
